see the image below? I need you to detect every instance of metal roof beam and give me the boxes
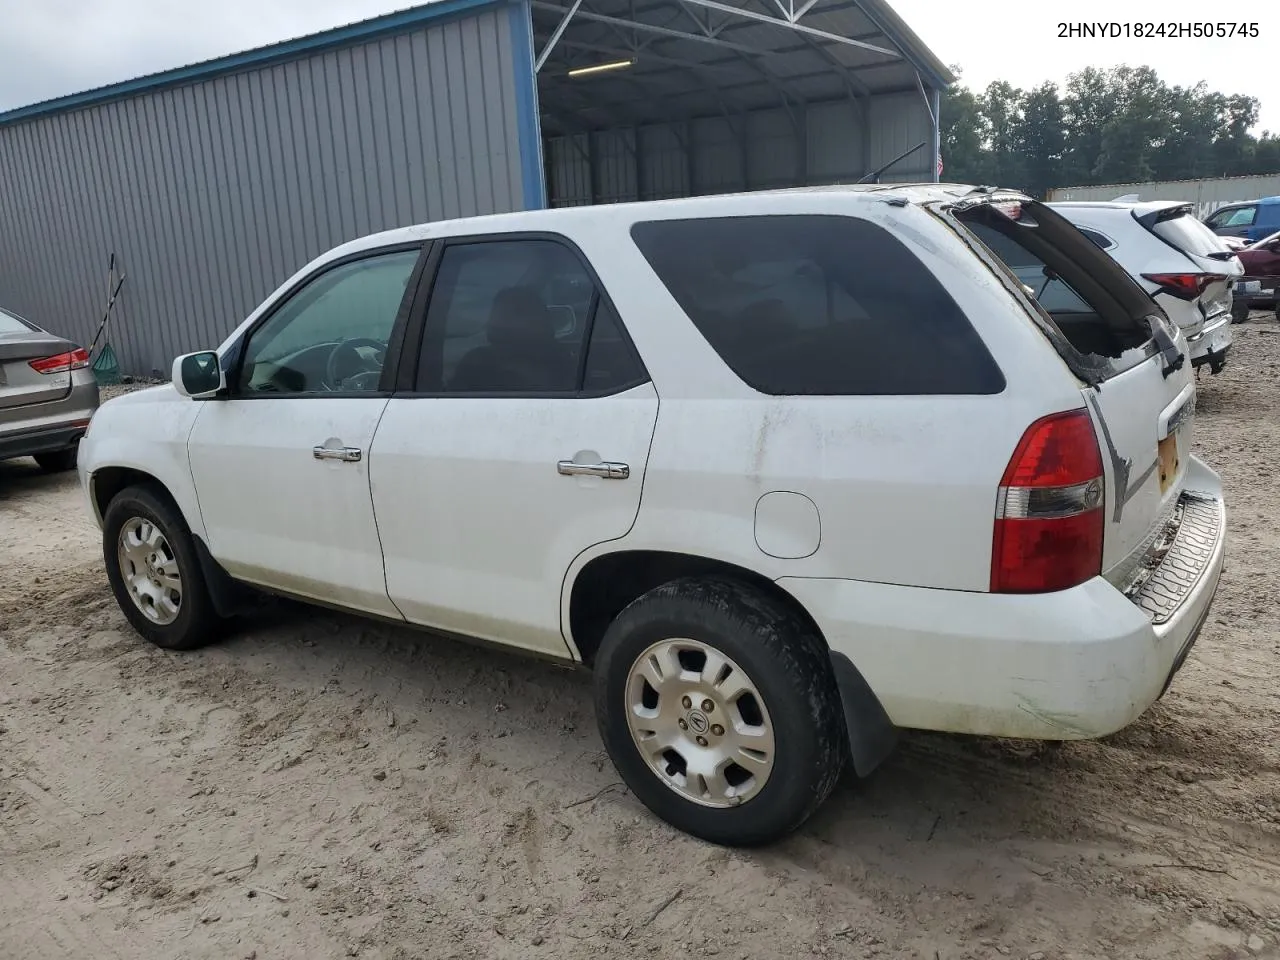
[538,8,762,119]
[584,66,914,107]
[546,38,756,107]
[778,25,873,99]
[535,0,583,73]
[676,0,899,57]
[791,0,822,21]
[667,0,805,125]
[773,0,820,21]
[530,2,762,54]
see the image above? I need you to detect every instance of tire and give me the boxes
[593,576,846,846]
[34,446,78,472]
[102,484,223,650]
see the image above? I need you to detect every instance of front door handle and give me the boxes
[557,460,630,480]
[313,445,363,463]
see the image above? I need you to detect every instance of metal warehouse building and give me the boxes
[0,0,951,377]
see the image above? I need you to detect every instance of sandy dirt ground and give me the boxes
[2,322,1279,960]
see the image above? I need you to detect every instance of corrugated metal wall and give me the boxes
[0,4,528,377]
[1048,174,1280,219]
[545,92,933,206]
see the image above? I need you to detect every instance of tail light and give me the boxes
[991,409,1105,593]
[1142,273,1227,300]
[29,348,90,374]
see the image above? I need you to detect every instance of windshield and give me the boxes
[0,307,34,335]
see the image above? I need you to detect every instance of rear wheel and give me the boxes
[34,446,78,472]
[593,576,846,846]
[103,484,223,650]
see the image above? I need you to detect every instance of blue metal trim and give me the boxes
[0,0,503,128]
[507,0,547,210]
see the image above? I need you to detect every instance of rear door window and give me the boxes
[415,238,648,396]
[629,215,1004,396]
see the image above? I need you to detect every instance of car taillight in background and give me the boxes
[1141,273,1228,300]
[991,409,1105,594]
[28,348,90,374]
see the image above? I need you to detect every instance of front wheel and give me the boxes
[593,577,846,846]
[102,484,223,650]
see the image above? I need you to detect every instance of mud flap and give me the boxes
[191,535,263,619]
[829,651,898,777]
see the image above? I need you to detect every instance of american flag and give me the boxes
[937,153,944,177]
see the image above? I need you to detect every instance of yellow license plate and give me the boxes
[1158,432,1180,495]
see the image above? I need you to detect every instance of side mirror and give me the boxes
[172,351,225,400]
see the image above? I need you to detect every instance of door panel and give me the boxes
[371,386,658,655]
[188,398,399,616]
[186,246,422,616]
[371,235,657,657]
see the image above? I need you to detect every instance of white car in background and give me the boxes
[78,186,1226,845]
[1048,201,1243,374]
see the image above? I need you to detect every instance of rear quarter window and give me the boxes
[629,215,1005,396]
[1078,228,1115,250]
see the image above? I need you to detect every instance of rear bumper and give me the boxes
[780,458,1226,741]
[1188,315,1232,369]
[0,372,99,460]
[0,419,93,460]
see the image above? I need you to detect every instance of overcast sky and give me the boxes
[1,0,1275,133]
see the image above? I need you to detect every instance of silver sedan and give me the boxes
[0,305,99,471]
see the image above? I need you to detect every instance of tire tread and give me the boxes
[102,484,223,651]
[594,575,846,845]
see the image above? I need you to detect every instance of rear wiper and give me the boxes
[1204,251,1238,261]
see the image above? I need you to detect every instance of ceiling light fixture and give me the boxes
[567,58,633,78]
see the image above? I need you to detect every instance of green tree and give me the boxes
[1061,67,1121,185]
[940,62,1278,193]
[1213,94,1260,176]
[1017,82,1065,198]
[981,81,1026,189]
[1255,133,1280,176]
[1091,67,1168,183]
[939,66,993,184]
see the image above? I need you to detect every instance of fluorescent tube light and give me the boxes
[567,59,633,78]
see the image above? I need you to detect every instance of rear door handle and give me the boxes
[557,460,630,480]
[313,445,363,463]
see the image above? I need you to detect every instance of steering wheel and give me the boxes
[324,338,386,390]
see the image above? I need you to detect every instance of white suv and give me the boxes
[1047,200,1243,374]
[79,186,1226,845]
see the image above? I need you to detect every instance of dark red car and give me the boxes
[1234,231,1280,319]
